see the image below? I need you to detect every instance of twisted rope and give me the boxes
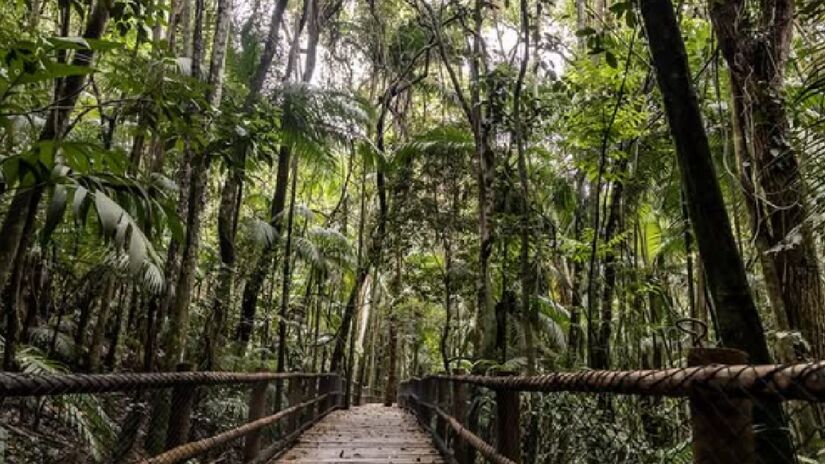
[402,392,515,464]
[424,362,825,400]
[0,371,336,397]
[143,393,336,464]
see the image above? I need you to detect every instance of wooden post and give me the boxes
[304,375,318,423]
[330,374,340,408]
[288,376,304,433]
[435,376,448,442]
[414,379,424,423]
[423,377,436,429]
[466,382,479,464]
[688,347,755,464]
[243,370,269,462]
[451,370,470,464]
[318,375,329,414]
[165,363,194,450]
[495,372,521,463]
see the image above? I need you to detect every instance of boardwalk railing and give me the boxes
[0,367,341,463]
[399,347,825,464]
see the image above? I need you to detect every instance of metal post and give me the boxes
[495,372,521,463]
[243,369,269,462]
[165,363,195,450]
[688,347,755,464]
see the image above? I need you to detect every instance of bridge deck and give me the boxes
[272,403,444,463]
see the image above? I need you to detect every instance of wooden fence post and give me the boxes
[688,347,755,464]
[332,374,343,408]
[165,363,195,450]
[423,377,435,429]
[496,372,521,463]
[243,369,269,462]
[451,370,470,464]
[304,375,317,424]
[288,376,304,433]
[317,375,327,415]
[435,376,448,442]
[412,380,421,418]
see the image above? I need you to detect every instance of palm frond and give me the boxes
[393,125,474,169]
[273,83,372,163]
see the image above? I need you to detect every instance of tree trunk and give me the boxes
[236,0,316,350]
[472,1,497,362]
[87,276,115,372]
[709,0,825,358]
[246,0,290,98]
[161,0,233,369]
[590,161,626,370]
[514,0,534,374]
[638,0,794,460]
[276,154,299,377]
[565,175,587,367]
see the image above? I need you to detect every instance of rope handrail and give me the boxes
[143,392,337,464]
[404,392,515,464]
[0,371,337,397]
[411,361,825,401]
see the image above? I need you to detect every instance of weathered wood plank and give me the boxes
[272,403,444,463]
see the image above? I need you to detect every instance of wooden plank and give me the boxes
[271,403,444,463]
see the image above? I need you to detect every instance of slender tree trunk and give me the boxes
[590,161,627,370]
[199,0,236,370]
[639,0,794,460]
[513,0,534,374]
[236,0,318,350]
[246,0,291,97]
[566,175,586,367]
[275,153,299,407]
[162,0,233,369]
[471,0,497,361]
[384,252,402,406]
[180,0,193,59]
[87,276,115,372]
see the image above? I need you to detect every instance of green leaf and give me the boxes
[85,38,121,52]
[72,186,89,222]
[605,51,618,69]
[128,227,148,274]
[49,36,91,50]
[42,185,68,243]
[94,190,124,234]
[18,62,93,84]
[576,27,597,37]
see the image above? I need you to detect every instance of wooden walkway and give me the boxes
[272,403,444,463]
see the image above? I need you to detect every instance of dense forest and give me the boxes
[1,0,824,459]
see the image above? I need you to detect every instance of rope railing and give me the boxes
[144,393,335,464]
[428,361,825,401]
[0,368,343,463]
[405,392,516,464]
[398,347,825,464]
[0,370,337,396]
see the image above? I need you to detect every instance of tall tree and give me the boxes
[709,0,825,359]
[639,0,794,460]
